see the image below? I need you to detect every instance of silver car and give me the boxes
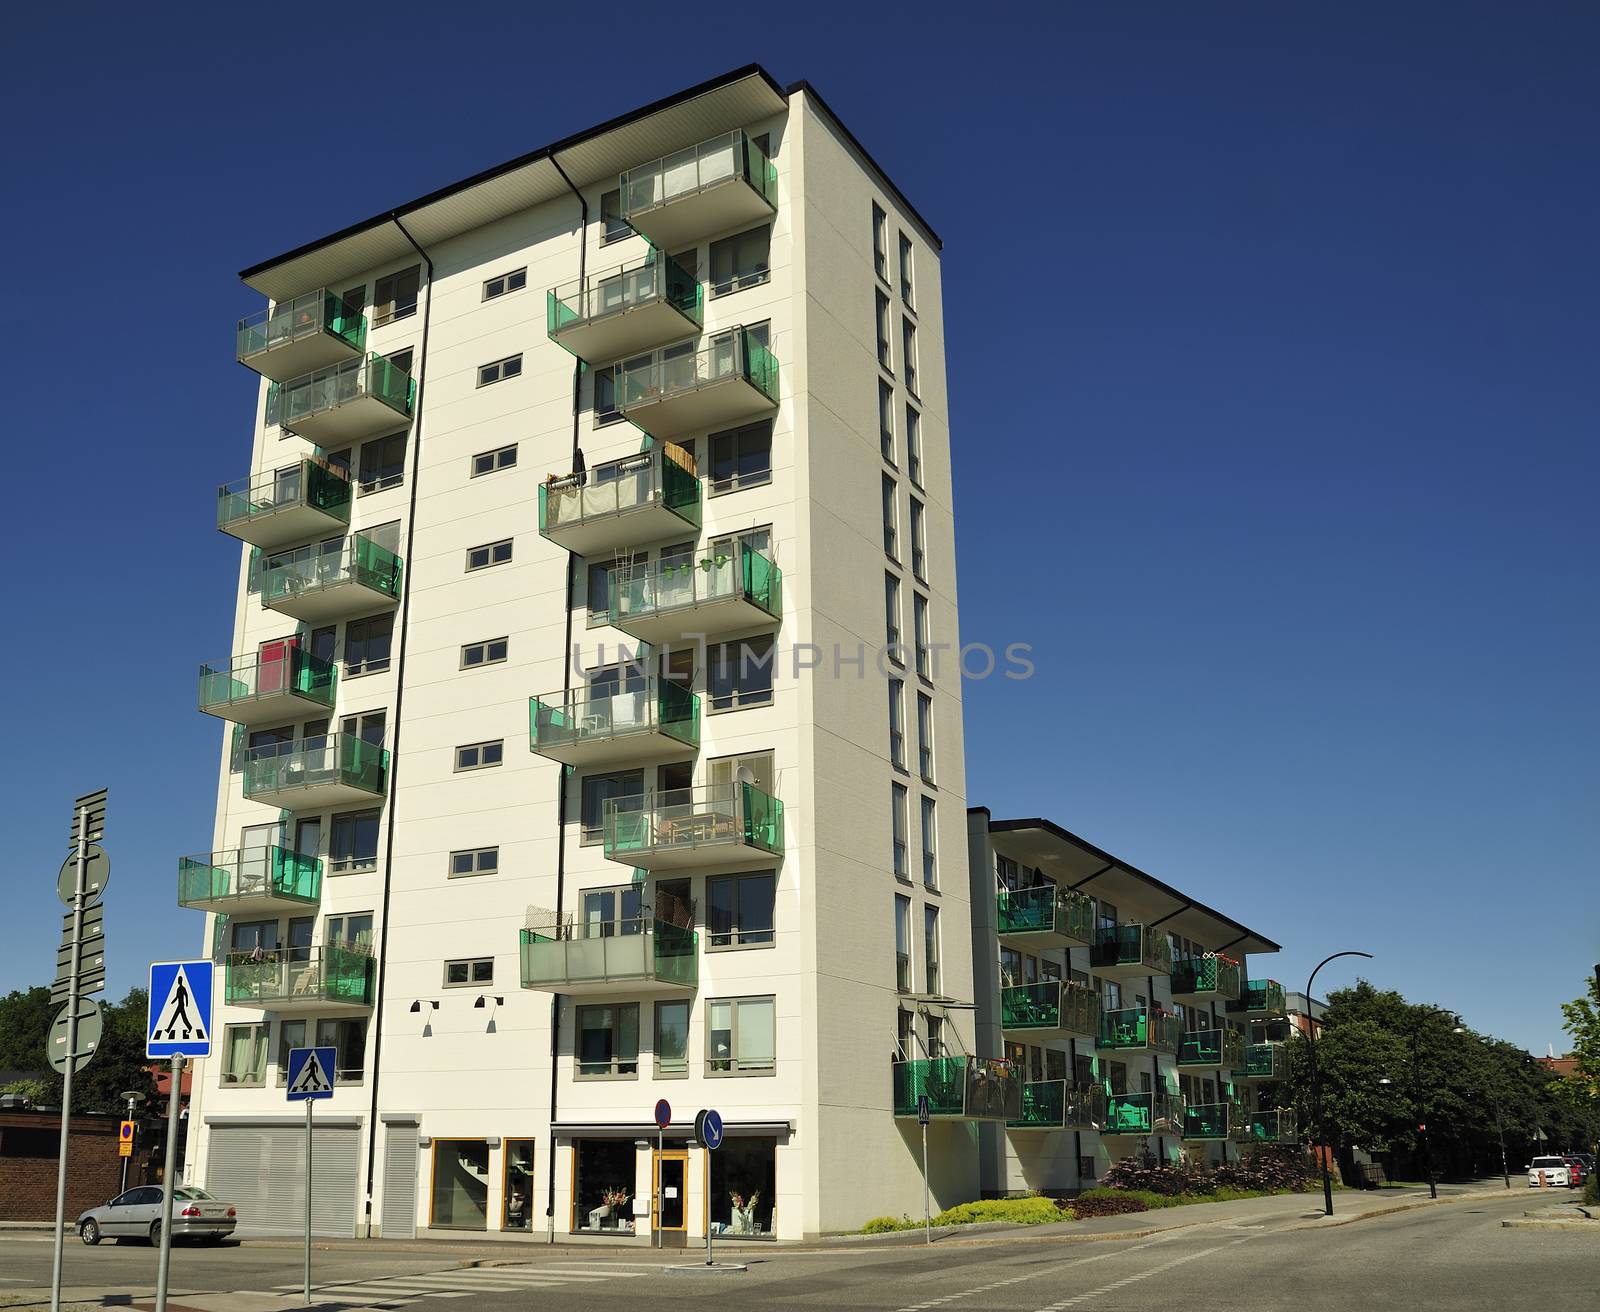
[77,1185,237,1245]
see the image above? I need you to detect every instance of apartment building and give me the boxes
[964,812,1294,1194]
[177,66,970,1243]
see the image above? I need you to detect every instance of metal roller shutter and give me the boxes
[380,1124,419,1239]
[205,1124,360,1237]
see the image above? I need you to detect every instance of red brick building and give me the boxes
[0,1109,123,1222]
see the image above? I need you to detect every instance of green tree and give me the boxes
[1557,974,1600,1112]
[0,986,54,1070]
[0,985,157,1114]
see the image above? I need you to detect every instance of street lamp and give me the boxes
[1304,950,1375,1217]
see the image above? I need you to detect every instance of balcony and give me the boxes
[1177,1027,1248,1070]
[996,884,1095,949]
[529,678,699,768]
[242,733,389,811]
[538,445,701,557]
[603,782,782,872]
[601,542,781,646]
[1183,1100,1250,1142]
[1008,1080,1106,1133]
[223,945,374,1015]
[265,353,415,444]
[216,459,351,550]
[237,288,367,382]
[260,534,403,623]
[1248,1109,1298,1144]
[619,130,778,250]
[616,328,779,440]
[519,918,697,996]
[1169,953,1243,1005]
[1229,979,1287,1018]
[1236,1041,1288,1081]
[892,1056,1021,1121]
[546,252,701,364]
[197,646,336,726]
[1089,924,1173,981]
[1096,1005,1182,1056]
[999,980,1101,1041]
[1103,1090,1184,1137]
[177,846,321,918]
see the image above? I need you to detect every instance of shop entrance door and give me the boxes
[653,1150,688,1246]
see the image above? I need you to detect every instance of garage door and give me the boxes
[380,1124,418,1239]
[205,1124,361,1237]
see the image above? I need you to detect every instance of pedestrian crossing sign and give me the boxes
[286,1046,337,1101]
[146,960,214,1059]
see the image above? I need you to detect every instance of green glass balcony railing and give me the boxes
[1097,1005,1183,1054]
[177,846,321,910]
[242,733,389,802]
[529,678,699,758]
[1089,923,1173,975]
[1170,953,1243,1003]
[999,980,1101,1037]
[603,782,783,864]
[546,251,701,340]
[217,460,352,537]
[996,884,1095,944]
[1178,1027,1248,1069]
[616,327,780,417]
[1248,1109,1298,1143]
[1238,1041,1289,1080]
[518,917,697,992]
[265,352,415,431]
[237,288,367,365]
[892,1056,1021,1121]
[197,647,337,716]
[605,542,781,633]
[261,534,403,609]
[1008,1080,1107,1131]
[538,445,702,541]
[223,944,374,1009]
[1183,1100,1249,1142]
[1103,1090,1184,1136]
[620,130,778,225]
[1230,979,1288,1017]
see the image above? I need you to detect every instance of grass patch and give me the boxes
[860,1196,1065,1232]
[1074,1185,1309,1212]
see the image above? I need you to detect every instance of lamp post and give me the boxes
[1304,951,1374,1217]
[1404,1005,1462,1200]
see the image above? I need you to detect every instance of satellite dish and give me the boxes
[734,766,756,787]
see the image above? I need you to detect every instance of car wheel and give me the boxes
[149,1220,161,1245]
[78,1219,100,1246]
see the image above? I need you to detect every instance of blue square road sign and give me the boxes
[147,961,214,1059]
[286,1046,338,1102]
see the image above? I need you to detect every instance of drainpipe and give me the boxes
[361,212,433,1236]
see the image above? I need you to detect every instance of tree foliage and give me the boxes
[1556,974,1600,1110]
[0,985,158,1114]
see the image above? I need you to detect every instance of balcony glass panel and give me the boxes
[1177,1027,1248,1068]
[519,918,697,991]
[1231,979,1288,1016]
[1240,1041,1288,1080]
[892,1056,1020,1120]
[999,980,1101,1036]
[1103,1090,1184,1136]
[995,884,1095,943]
[607,542,781,630]
[216,460,351,536]
[529,679,699,756]
[1248,1109,1298,1143]
[617,327,779,414]
[237,288,366,363]
[198,647,337,716]
[1170,953,1243,1001]
[223,944,374,1008]
[603,782,783,862]
[1097,1005,1182,1054]
[546,252,701,338]
[1008,1080,1107,1131]
[538,445,701,542]
[261,535,403,609]
[1183,1101,1247,1141]
[620,130,777,221]
[1090,923,1173,975]
[177,846,321,909]
[265,353,415,431]
[242,732,389,801]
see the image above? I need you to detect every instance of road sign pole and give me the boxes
[656,1127,663,1251]
[304,1097,314,1305]
[154,1053,184,1312]
[922,1118,930,1245]
[48,803,88,1312]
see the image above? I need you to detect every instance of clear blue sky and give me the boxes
[2,3,1594,1054]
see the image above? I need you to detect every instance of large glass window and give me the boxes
[895,895,912,993]
[429,1139,489,1230]
[600,188,630,243]
[329,809,379,875]
[921,796,938,889]
[872,203,888,280]
[888,677,906,769]
[357,432,406,494]
[923,905,940,995]
[914,593,930,678]
[876,290,892,369]
[709,225,771,295]
[707,996,776,1075]
[708,636,775,711]
[898,232,915,307]
[344,614,394,677]
[315,1017,368,1082]
[885,572,902,657]
[275,1019,306,1084]
[373,265,420,326]
[710,1136,776,1238]
[709,419,773,495]
[917,692,935,782]
[574,1140,637,1233]
[706,872,776,948]
[901,317,918,396]
[879,379,896,463]
[906,404,922,487]
[220,1024,268,1087]
[503,1140,535,1231]
[580,770,644,843]
[891,783,909,878]
[910,498,926,581]
[654,1000,690,1077]
[882,474,898,559]
[576,1003,639,1077]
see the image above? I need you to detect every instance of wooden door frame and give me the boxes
[653,1148,689,1232]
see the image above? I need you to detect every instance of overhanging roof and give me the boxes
[981,814,1281,957]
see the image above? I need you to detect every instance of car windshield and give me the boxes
[1531,1157,1565,1167]
[174,1187,215,1200]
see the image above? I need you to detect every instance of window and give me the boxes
[431,1139,490,1230]
[466,539,513,571]
[477,354,523,387]
[926,1014,944,1059]
[221,1024,268,1087]
[482,267,527,300]
[875,290,892,370]
[340,284,367,316]
[461,637,508,668]
[586,554,641,624]
[325,912,373,951]
[916,692,935,782]
[580,770,643,843]
[471,444,517,477]
[576,1003,639,1077]
[921,795,938,888]
[455,740,504,772]
[448,847,499,878]
[1000,946,1023,988]
[882,474,898,559]
[655,999,690,1077]
[344,613,393,676]
[329,809,380,875]
[340,709,386,746]
[709,419,772,494]
[444,958,494,987]
[372,265,420,326]
[891,782,909,879]
[899,232,914,306]
[901,317,918,396]
[888,678,906,770]
[316,1017,368,1082]
[923,905,940,995]
[276,1019,306,1083]
[885,572,902,658]
[895,895,911,993]
[580,884,641,935]
[910,498,926,581]
[600,188,631,243]
[709,224,771,295]
[707,996,775,1075]
[872,203,888,281]
[384,347,414,376]
[358,432,406,494]
[504,1140,535,1230]
[906,404,923,487]
[913,592,930,678]
[706,872,776,948]
[707,635,775,712]
[592,357,644,426]
[879,379,896,463]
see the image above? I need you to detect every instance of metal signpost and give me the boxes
[147,961,214,1312]
[694,1108,724,1266]
[653,1099,671,1250]
[917,1094,931,1244]
[286,1047,337,1306]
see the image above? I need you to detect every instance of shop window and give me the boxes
[430,1139,489,1230]
[504,1140,535,1230]
[573,1139,637,1233]
[710,1135,777,1238]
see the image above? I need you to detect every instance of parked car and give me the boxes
[1562,1155,1586,1186]
[77,1186,237,1245]
[1528,1156,1572,1188]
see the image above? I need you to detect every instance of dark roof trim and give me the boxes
[785,79,943,251]
[987,816,1283,953]
[238,63,785,282]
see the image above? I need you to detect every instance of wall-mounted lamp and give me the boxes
[409,999,440,1014]
[473,995,505,1010]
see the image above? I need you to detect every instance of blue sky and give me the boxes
[2,3,1594,1054]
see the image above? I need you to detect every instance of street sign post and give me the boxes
[653,1099,671,1250]
[287,1047,336,1306]
[118,1121,135,1158]
[147,960,213,1312]
[694,1109,724,1266]
[917,1094,931,1244]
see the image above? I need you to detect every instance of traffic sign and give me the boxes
[147,961,214,1059]
[917,1094,931,1126]
[286,1047,337,1101]
[654,1098,672,1130]
[695,1108,724,1151]
[58,844,110,907]
[48,999,103,1074]
[118,1121,135,1159]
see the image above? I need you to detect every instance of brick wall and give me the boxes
[0,1111,123,1221]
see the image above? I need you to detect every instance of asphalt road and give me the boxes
[0,1189,1589,1311]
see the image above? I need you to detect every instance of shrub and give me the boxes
[1100,1158,1214,1196]
[861,1215,913,1233]
[1584,1172,1599,1206]
[1068,1191,1150,1219]
[933,1197,1065,1227]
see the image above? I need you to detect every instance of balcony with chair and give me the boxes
[1096,1005,1182,1056]
[599,541,781,646]
[602,781,782,872]
[197,644,336,726]
[1236,1041,1289,1081]
[1102,1089,1184,1137]
[1229,979,1288,1018]
[223,944,374,1014]
[265,352,415,444]
[1177,1027,1248,1070]
[1008,1080,1106,1133]
[1248,1109,1299,1144]
[619,130,778,250]
[237,288,367,381]
[1183,1100,1250,1142]
[999,980,1101,1041]
[538,444,702,557]
[260,533,403,623]
[892,1056,1021,1122]
[519,915,697,996]
[216,459,351,550]
[615,327,779,440]
[546,251,701,364]
[1169,953,1243,1005]
[1089,924,1173,981]
[996,883,1095,950]
[529,677,699,768]
[177,846,321,918]
[241,732,389,811]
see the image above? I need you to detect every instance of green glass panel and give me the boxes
[241,733,389,801]
[652,921,698,988]
[1000,981,1100,1035]
[178,846,322,907]
[270,353,413,431]
[996,885,1093,941]
[546,252,700,344]
[1178,1027,1246,1068]
[237,288,367,361]
[1091,923,1173,974]
[659,447,703,525]
[1099,1006,1149,1049]
[216,460,353,533]
[197,646,338,713]
[261,534,402,606]
[742,331,781,402]
[1015,1078,1064,1127]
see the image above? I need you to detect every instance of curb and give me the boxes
[1284,1187,1519,1231]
